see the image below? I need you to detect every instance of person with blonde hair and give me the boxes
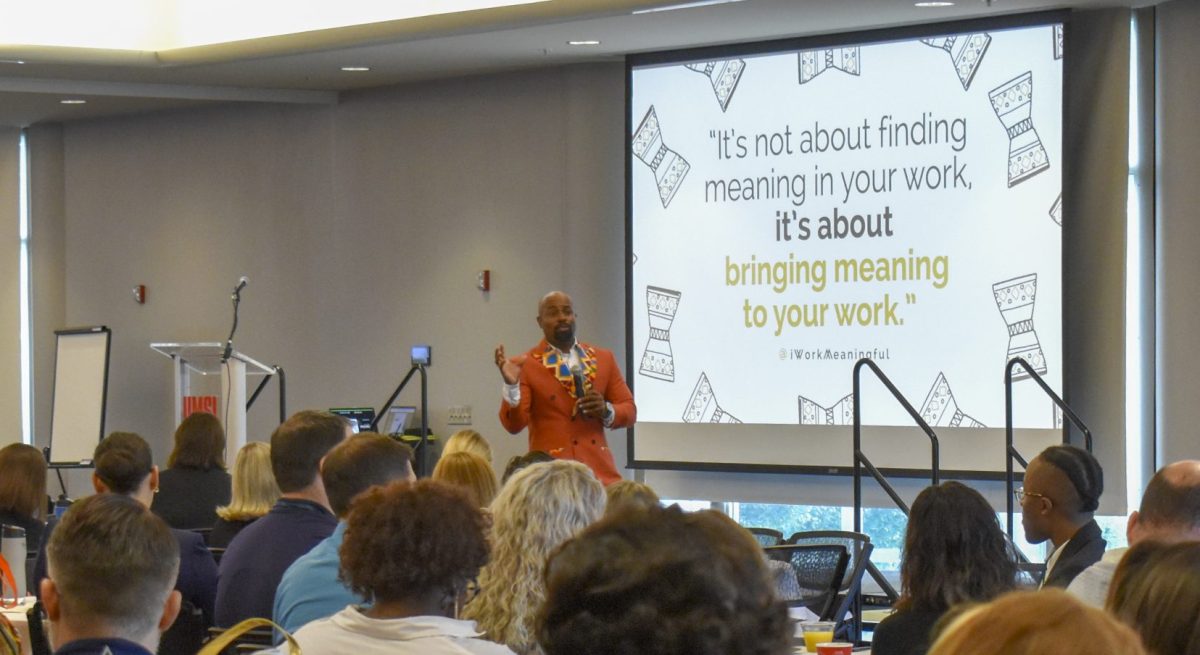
[152,411,231,529]
[1106,540,1200,655]
[210,442,281,549]
[433,451,499,508]
[926,589,1145,655]
[462,460,605,655]
[0,443,48,555]
[443,429,494,464]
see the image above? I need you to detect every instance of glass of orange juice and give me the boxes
[800,621,836,653]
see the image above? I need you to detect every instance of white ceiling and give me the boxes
[0,0,1130,126]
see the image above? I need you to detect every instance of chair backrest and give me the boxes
[786,530,875,641]
[158,600,207,655]
[764,544,849,619]
[25,601,51,655]
[204,625,275,655]
[747,527,785,547]
[191,528,213,547]
[208,547,226,566]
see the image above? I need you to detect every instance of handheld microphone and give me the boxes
[233,275,249,295]
[222,276,248,362]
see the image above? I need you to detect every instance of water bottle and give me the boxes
[1,524,27,599]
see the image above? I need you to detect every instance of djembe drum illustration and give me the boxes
[798,47,861,84]
[921,33,991,90]
[919,373,985,428]
[798,393,854,426]
[684,59,746,112]
[639,286,681,382]
[989,72,1050,187]
[993,273,1048,381]
[682,372,741,423]
[1049,194,1062,226]
[632,106,691,208]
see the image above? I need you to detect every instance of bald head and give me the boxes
[1131,461,1200,542]
[537,291,577,350]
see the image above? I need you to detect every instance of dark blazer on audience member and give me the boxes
[214,498,337,627]
[1042,518,1106,589]
[0,509,45,555]
[208,516,257,549]
[34,518,219,625]
[151,466,232,530]
[871,607,944,655]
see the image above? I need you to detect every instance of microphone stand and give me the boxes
[221,286,243,363]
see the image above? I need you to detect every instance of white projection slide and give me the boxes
[629,21,1064,473]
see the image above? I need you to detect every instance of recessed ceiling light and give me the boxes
[567,40,601,46]
[60,99,87,104]
[340,66,371,72]
[914,1,955,6]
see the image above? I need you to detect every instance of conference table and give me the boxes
[1,597,35,655]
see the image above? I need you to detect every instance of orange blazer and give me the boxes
[498,340,636,485]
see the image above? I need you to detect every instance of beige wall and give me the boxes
[0,128,21,446]
[1156,0,1200,466]
[45,64,627,479]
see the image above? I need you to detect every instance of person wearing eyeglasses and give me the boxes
[1017,445,1106,588]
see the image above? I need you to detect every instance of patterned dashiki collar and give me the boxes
[538,341,598,399]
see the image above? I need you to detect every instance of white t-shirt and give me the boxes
[288,607,516,655]
[1066,547,1126,607]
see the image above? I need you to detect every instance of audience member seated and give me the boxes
[35,432,218,626]
[603,480,660,516]
[41,494,182,655]
[151,412,232,530]
[926,589,1145,655]
[214,410,348,627]
[1069,459,1200,606]
[537,504,791,655]
[442,429,494,464]
[0,443,48,555]
[210,442,281,549]
[500,451,554,486]
[274,434,414,634]
[462,461,605,655]
[872,482,1017,655]
[290,480,514,655]
[1019,444,1106,588]
[1106,540,1200,655]
[432,452,499,508]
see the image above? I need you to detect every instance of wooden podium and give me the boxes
[151,342,279,469]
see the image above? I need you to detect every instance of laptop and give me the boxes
[384,406,416,436]
[329,407,376,434]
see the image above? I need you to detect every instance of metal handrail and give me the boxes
[1004,356,1093,540]
[245,365,287,424]
[852,358,941,534]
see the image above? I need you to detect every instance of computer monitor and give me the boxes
[329,407,376,434]
[385,406,416,435]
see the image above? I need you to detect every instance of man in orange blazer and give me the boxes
[495,291,636,485]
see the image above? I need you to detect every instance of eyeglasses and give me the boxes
[1014,487,1049,504]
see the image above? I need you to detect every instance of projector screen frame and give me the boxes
[624,10,1072,481]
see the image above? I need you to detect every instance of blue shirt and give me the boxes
[214,498,337,627]
[273,522,366,635]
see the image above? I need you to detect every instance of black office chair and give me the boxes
[208,547,226,566]
[190,528,213,547]
[747,527,785,547]
[204,625,275,655]
[787,530,875,643]
[764,544,849,619]
[26,601,51,655]
[158,600,207,655]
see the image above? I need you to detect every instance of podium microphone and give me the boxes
[222,276,249,363]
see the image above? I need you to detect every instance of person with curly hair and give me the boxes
[461,460,605,655]
[926,589,1145,655]
[872,481,1018,655]
[289,480,514,655]
[537,504,791,655]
